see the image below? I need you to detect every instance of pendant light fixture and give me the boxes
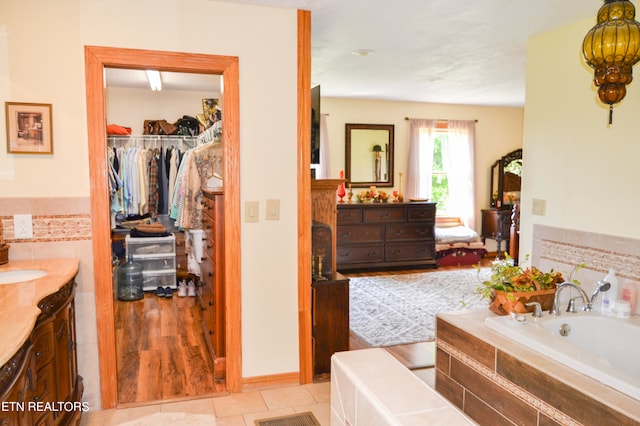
[583,0,640,124]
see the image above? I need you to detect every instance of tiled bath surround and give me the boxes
[532,224,640,309]
[436,225,640,425]
[436,312,640,425]
[0,197,101,410]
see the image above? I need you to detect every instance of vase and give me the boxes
[489,288,556,316]
[337,183,346,202]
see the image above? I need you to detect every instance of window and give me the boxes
[431,133,449,213]
[407,119,476,226]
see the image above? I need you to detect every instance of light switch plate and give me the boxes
[531,198,546,216]
[14,214,33,239]
[244,201,259,223]
[265,199,280,221]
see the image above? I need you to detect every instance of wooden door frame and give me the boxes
[297,9,313,385]
[84,45,242,409]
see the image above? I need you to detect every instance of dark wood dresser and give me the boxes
[200,189,225,381]
[336,202,437,271]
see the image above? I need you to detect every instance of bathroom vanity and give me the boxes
[0,258,83,425]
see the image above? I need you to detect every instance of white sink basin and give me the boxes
[0,269,48,284]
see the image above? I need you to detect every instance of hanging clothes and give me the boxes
[169,141,223,230]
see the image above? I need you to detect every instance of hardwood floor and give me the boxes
[116,259,494,400]
[345,258,493,370]
[115,293,226,405]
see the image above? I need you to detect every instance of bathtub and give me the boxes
[484,311,640,401]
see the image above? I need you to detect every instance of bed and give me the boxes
[435,216,486,266]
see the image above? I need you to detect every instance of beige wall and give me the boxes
[520,18,640,257]
[106,86,222,135]
[0,0,299,408]
[321,97,524,232]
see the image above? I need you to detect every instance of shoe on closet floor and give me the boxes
[187,280,196,297]
[164,287,173,298]
[154,286,165,297]
[177,280,187,297]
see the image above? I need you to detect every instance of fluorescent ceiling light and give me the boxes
[146,70,162,91]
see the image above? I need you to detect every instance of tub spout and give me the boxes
[551,282,591,315]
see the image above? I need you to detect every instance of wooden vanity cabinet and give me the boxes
[0,279,83,426]
[336,202,437,270]
[200,189,225,373]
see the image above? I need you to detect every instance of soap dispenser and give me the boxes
[601,269,619,314]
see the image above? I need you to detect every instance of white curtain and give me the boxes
[405,119,437,199]
[405,118,476,228]
[316,113,330,178]
[445,120,476,229]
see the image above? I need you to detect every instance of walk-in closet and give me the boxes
[105,68,226,404]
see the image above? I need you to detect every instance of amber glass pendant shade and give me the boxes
[583,0,640,123]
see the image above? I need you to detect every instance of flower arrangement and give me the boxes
[477,257,564,300]
[357,186,389,203]
[476,254,581,315]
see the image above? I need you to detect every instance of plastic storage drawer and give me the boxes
[141,270,177,291]
[125,235,175,255]
[130,254,176,271]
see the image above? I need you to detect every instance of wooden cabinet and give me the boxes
[336,202,437,270]
[200,189,225,372]
[0,280,83,426]
[481,208,512,255]
[312,273,349,377]
[310,179,350,378]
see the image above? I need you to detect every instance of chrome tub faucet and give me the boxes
[550,282,592,315]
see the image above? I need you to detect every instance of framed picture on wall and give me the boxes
[5,102,53,154]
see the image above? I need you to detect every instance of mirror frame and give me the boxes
[490,148,522,209]
[345,123,394,188]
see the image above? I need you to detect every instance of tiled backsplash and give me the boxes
[531,224,640,310]
[0,197,101,410]
[1,214,92,242]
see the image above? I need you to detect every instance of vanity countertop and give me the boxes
[0,258,80,366]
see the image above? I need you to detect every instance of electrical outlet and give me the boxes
[13,214,33,239]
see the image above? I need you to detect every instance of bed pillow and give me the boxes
[435,226,479,244]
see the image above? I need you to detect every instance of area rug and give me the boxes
[117,411,216,425]
[349,268,490,347]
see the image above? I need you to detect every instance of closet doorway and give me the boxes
[106,68,223,404]
[85,46,241,409]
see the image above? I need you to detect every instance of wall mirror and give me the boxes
[490,148,522,209]
[345,123,394,187]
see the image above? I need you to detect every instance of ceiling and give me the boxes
[108,0,606,107]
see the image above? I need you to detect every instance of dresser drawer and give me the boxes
[337,225,384,243]
[363,207,405,223]
[385,242,435,261]
[337,208,362,224]
[407,205,436,222]
[336,244,384,264]
[202,195,216,215]
[386,223,434,241]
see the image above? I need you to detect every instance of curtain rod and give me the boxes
[404,117,478,122]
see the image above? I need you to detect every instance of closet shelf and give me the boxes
[108,135,200,149]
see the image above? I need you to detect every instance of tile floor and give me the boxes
[80,369,435,425]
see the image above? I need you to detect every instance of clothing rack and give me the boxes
[107,135,200,149]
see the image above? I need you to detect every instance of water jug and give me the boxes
[117,254,144,301]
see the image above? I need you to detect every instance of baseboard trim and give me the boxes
[242,372,300,391]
